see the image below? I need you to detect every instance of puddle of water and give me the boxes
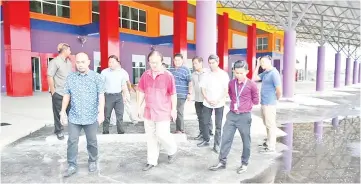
[241,116,360,183]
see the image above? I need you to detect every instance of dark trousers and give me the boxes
[51,92,69,134]
[219,111,252,166]
[176,98,186,132]
[202,106,224,147]
[67,122,98,168]
[103,93,125,134]
[194,102,213,135]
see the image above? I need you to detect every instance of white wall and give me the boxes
[159,14,195,41]
[232,33,247,49]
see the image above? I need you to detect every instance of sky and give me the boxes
[295,42,360,71]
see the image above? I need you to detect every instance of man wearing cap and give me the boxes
[47,43,73,140]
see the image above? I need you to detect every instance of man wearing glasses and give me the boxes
[209,60,259,174]
[252,55,282,153]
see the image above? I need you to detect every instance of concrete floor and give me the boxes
[1,81,360,183]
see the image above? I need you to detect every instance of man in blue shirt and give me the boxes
[59,52,105,177]
[252,55,282,153]
[169,53,192,133]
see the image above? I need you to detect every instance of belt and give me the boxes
[232,111,250,115]
[105,92,122,95]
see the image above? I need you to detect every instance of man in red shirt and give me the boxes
[209,60,259,174]
[137,50,178,171]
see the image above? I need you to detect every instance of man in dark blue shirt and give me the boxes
[169,53,192,133]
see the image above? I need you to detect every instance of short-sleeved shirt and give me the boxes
[259,68,281,105]
[64,70,105,125]
[47,56,73,96]
[191,68,210,102]
[169,66,191,99]
[228,78,259,113]
[101,68,127,93]
[121,68,130,81]
[200,70,230,108]
[138,70,176,122]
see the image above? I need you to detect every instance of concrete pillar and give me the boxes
[304,55,308,81]
[3,1,32,96]
[352,60,358,84]
[359,63,361,83]
[316,46,325,91]
[332,117,339,128]
[173,1,188,60]
[196,0,217,68]
[246,23,256,79]
[282,30,297,98]
[334,52,341,88]
[314,121,323,143]
[345,57,351,86]
[99,0,120,71]
[217,13,229,71]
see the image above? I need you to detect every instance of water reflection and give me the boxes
[241,116,360,183]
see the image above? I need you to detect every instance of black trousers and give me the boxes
[194,102,213,135]
[51,92,69,134]
[103,93,125,134]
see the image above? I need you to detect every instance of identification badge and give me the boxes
[234,103,238,111]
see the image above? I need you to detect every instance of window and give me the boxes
[275,38,281,51]
[132,55,146,84]
[256,37,268,51]
[30,0,70,18]
[120,5,147,32]
[91,1,99,23]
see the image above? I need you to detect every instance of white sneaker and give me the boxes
[236,165,248,174]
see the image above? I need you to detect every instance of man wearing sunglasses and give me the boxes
[252,55,282,153]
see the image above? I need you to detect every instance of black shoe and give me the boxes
[142,164,154,171]
[213,146,219,153]
[168,152,177,164]
[209,162,226,171]
[88,162,97,172]
[57,132,65,140]
[197,141,210,147]
[118,132,125,134]
[103,131,109,134]
[258,142,267,148]
[209,131,214,136]
[63,166,77,177]
[194,134,203,140]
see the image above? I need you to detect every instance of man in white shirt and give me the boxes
[101,55,128,134]
[197,54,230,153]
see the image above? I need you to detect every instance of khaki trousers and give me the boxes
[261,105,277,150]
[144,119,177,166]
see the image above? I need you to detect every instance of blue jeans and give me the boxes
[219,111,252,166]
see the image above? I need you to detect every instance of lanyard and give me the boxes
[235,79,247,109]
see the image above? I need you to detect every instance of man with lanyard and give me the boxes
[101,55,128,134]
[209,60,259,174]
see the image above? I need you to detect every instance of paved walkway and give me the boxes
[0,81,360,183]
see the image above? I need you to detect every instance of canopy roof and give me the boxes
[217,0,360,50]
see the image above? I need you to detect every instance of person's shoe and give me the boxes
[236,164,248,174]
[209,162,226,171]
[103,131,109,134]
[57,132,65,140]
[117,131,125,134]
[194,134,203,140]
[258,142,267,148]
[88,162,97,172]
[259,147,276,154]
[168,152,177,164]
[142,164,155,171]
[212,146,219,154]
[209,131,214,136]
[132,120,138,125]
[63,166,77,177]
[197,141,210,147]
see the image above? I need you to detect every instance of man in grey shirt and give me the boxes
[101,55,128,134]
[191,56,213,140]
[47,43,73,140]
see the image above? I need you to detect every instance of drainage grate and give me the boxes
[1,122,11,126]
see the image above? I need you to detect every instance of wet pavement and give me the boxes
[241,116,360,183]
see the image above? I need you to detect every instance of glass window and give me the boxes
[92,13,99,23]
[275,38,281,51]
[119,5,147,32]
[256,37,268,51]
[132,55,146,84]
[30,0,70,18]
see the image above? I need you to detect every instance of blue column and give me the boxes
[334,52,341,88]
[316,46,326,91]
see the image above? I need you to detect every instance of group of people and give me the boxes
[47,42,282,178]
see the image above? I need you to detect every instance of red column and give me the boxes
[246,23,256,79]
[173,1,188,61]
[99,1,119,71]
[217,13,229,71]
[3,1,32,96]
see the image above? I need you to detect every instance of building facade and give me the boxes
[1,0,284,96]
